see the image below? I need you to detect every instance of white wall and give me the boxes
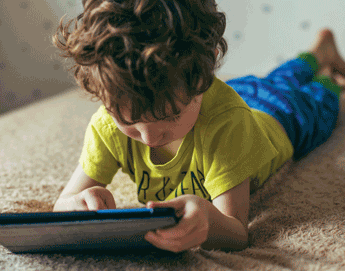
[0,0,79,114]
[1,0,344,114]
[215,0,345,78]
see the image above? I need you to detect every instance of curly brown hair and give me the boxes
[52,0,228,124]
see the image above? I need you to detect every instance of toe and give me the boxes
[333,59,345,78]
[334,73,345,87]
[318,65,332,77]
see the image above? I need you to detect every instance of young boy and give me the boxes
[53,0,345,253]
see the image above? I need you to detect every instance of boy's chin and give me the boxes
[147,143,168,148]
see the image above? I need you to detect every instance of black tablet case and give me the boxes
[0,208,178,253]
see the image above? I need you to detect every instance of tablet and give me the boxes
[0,208,178,254]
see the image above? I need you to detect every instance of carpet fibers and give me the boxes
[1,88,345,270]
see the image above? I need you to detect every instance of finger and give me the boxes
[151,223,206,246]
[146,199,184,217]
[71,194,91,211]
[158,205,208,240]
[156,220,199,239]
[83,190,107,210]
[73,204,90,211]
[145,228,202,253]
[100,190,116,209]
[146,200,175,209]
[145,231,182,253]
[148,199,204,239]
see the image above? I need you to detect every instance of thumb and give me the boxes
[147,198,189,223]
[146,197,185,216]
[146,200,166,209]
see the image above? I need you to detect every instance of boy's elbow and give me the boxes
[232,229,249,251]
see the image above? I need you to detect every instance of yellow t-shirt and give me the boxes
[79,77,294,203]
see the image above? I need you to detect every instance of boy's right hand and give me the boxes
[53,187,116,212]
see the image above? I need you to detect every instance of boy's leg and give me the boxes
[226,29,345,160]
[278,42,345,160]
[291,71,341,160]
[292,29,345,159]
[310,63,345,99]
[311,74,342,99]
[264,28,345,91]
[263,52,319,90]
[270,28,345,160]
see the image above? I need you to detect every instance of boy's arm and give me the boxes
[53,164,116,212]
[201,178,249,251]
[145,178,250,252]
[58,163,107,197]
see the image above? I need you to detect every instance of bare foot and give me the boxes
[309,28,345,77]
[318,64,345,91]
[318,65,333,78]
[334,73,345,91]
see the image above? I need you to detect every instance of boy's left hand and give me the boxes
[145,194,213,253]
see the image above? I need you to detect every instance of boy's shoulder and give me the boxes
[194,77,255,137]
[89,105,120,135]
[200,76,251,119]
[91,105,113,124]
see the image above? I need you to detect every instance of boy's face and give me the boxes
[111,94,203,148]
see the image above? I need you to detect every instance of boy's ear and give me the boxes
[215,48,219,58]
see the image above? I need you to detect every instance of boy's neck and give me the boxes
[150,138,184,165]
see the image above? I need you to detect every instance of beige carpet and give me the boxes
[1,86,345,270]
